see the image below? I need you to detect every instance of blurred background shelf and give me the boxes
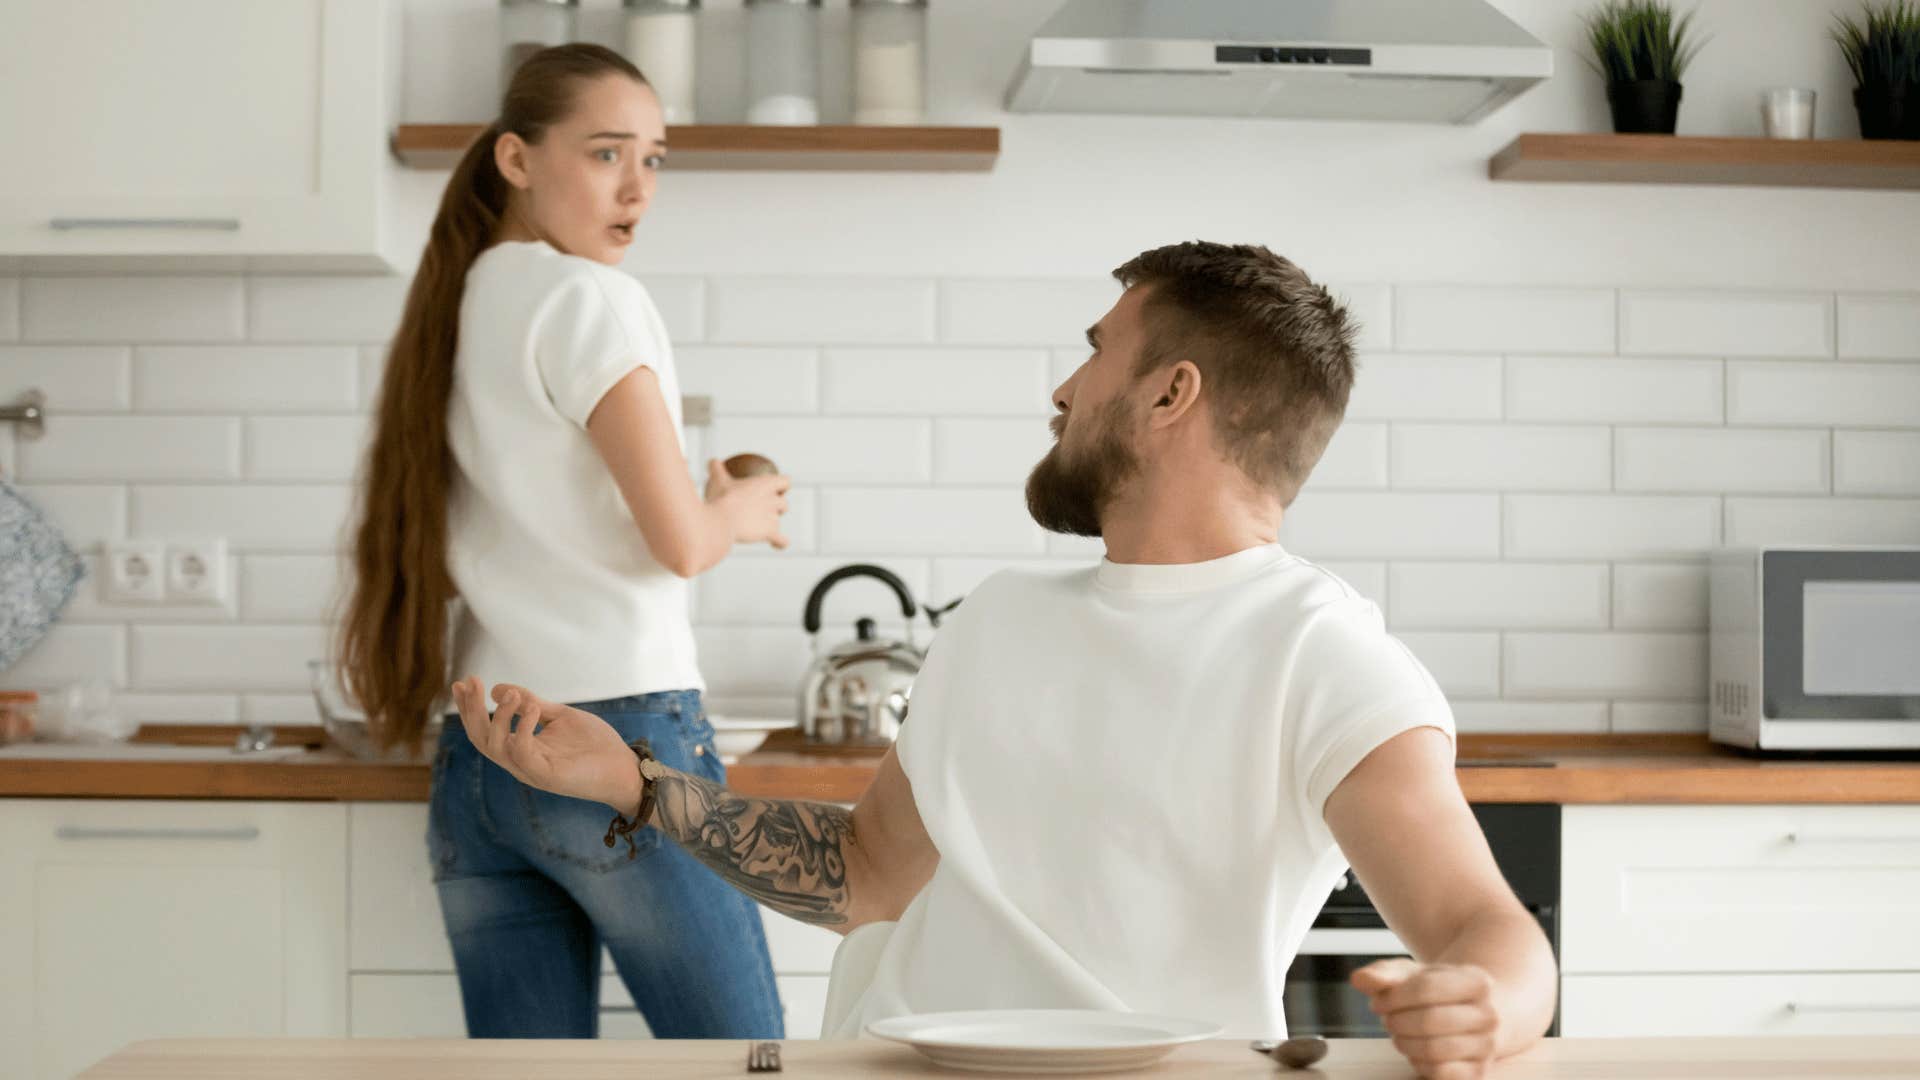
[391,123,1000,171]
[1490,133,1920,190]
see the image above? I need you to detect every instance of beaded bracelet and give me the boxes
[603,738,657,861]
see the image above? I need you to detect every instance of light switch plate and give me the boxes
[165,539,229,605]
[104,541,166,603]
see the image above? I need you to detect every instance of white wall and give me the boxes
[2,0,1917,734]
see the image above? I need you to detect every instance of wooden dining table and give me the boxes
[77,1035,1920,1078]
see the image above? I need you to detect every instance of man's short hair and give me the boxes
[1113,241,1357,507]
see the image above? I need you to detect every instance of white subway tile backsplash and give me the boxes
[1612,562,1709,631]
[1620,291,1832,358]
[822,348,1050,416]
[358,345,385,408]
[241,694,322,726]
[777,488,819,553]
[1506,356,1722,424]
[1281,494,1501,559]
[1504,632,1706,699]
[0,278,17,339]
[135,346,359,412]
[934,418,1053,485]
[14,485,125,550]
[1614,428,1829,494]
[1505,495,1719,559]
[1725,497,1920,547]
[1835,432,1920,495]
[2,625,126,689]
[17,416,239,482]
[1450,700,1611,734]
[1837,294,1920,360]
[247,276,409,343]
[131,485,352,551]
[115,693,240,725]
[240,555,343,622]
[1728,360,1920,426]
[1303,423,1388,490]
[131,625,326,691]
[1610,701,1707,733]
[711,417,930,484]
[1346,355,1502,421]
[699,556,930,626]
[938,279,1119,345]
[692,627,813,696]
[636,276,705,344]
[22,277,244,343]
[1389,562,1609,630]
[1395,632,1500,697]
[708,277,934,344]
[822,488,1043,556]
[1327,282,1392,352]
[0,347,134,410]
[678,347,819,414]
[1391,424,1609,491]
[1395,285,1614,355]
[244,416,370,480]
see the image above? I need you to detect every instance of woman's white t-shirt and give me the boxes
[445,239,702,703]
[831,543,1454,1038]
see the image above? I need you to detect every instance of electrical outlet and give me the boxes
[165,539,229,605]
[104,541,167,603]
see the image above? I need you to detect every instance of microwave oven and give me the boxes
[1709,546,1920,751]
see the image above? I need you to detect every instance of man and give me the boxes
[451,241,1557,1079]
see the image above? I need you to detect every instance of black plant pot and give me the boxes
[1606,79,1683,134]
[1853,83,1920,140]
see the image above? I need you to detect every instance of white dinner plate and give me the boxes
[866,1009,1222,1074]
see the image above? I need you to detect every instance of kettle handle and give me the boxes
[803,564,918,635]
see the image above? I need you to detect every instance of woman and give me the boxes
[337,44,789,1040]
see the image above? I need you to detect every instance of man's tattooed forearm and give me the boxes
[647,766,855,927]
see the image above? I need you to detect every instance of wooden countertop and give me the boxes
[4,728,1919,804]
[77,1035,1920,1079]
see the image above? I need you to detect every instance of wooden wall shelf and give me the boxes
[1490,133,1920,190]
[392,123,999,171]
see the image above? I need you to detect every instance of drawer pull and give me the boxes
[50,217,241,231]
[1783,832,1920,845]
[56,826,261,842]
[1787,1001,1920,1014]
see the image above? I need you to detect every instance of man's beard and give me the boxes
[1024,396,1140,538]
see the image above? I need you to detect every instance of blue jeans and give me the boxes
[428,688,784,1039]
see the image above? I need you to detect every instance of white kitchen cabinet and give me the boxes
[0,0,405,271]
[0,799,348,1080]
[346,803,844,1038]
[1560,805,1920,1038]
[1562,973,1920,1037]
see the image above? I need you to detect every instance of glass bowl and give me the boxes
[308,660,441,763]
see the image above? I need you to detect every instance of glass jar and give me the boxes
[851,0,926,125]
[744,0,822,126]
[624,0,699,125]
[500,0,578,100]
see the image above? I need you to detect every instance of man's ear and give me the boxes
[1147,361,1203,429]
[494,132,531,190]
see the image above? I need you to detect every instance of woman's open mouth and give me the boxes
[610,222,635,243]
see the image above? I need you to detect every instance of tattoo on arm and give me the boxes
[645,763,855,928]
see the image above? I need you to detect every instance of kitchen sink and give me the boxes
[0,742,316,763]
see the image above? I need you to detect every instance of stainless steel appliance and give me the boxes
[1710,546,1920,752]
[797,564,923,747]
[1285,802,1560,1038]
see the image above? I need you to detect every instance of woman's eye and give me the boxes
[594,148,618,163]
[643,154,666,169]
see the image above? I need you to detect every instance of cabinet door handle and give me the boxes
[49,217,241,231]
[1296,928,1409,956]
[1787,1001,1920,1014]
[56,825,261,842]
[1784,832,1920,845]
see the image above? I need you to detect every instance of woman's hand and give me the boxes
[1352,958,1501,1080]
[704,458,791,550]
[450,677,644,815]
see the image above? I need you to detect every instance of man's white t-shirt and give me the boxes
[445,239,702,702]
[832,543,1453,1038]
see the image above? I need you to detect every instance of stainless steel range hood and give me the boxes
[1005,0,1553,124]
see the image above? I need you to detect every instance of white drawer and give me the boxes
[348,804,848,977]
[352,973,829,1040]
[1562,973,1920,1037]
[1562,805,1920,974]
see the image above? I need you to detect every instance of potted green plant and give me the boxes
[1582,0,1706,134]
[1833,0,1920,139]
